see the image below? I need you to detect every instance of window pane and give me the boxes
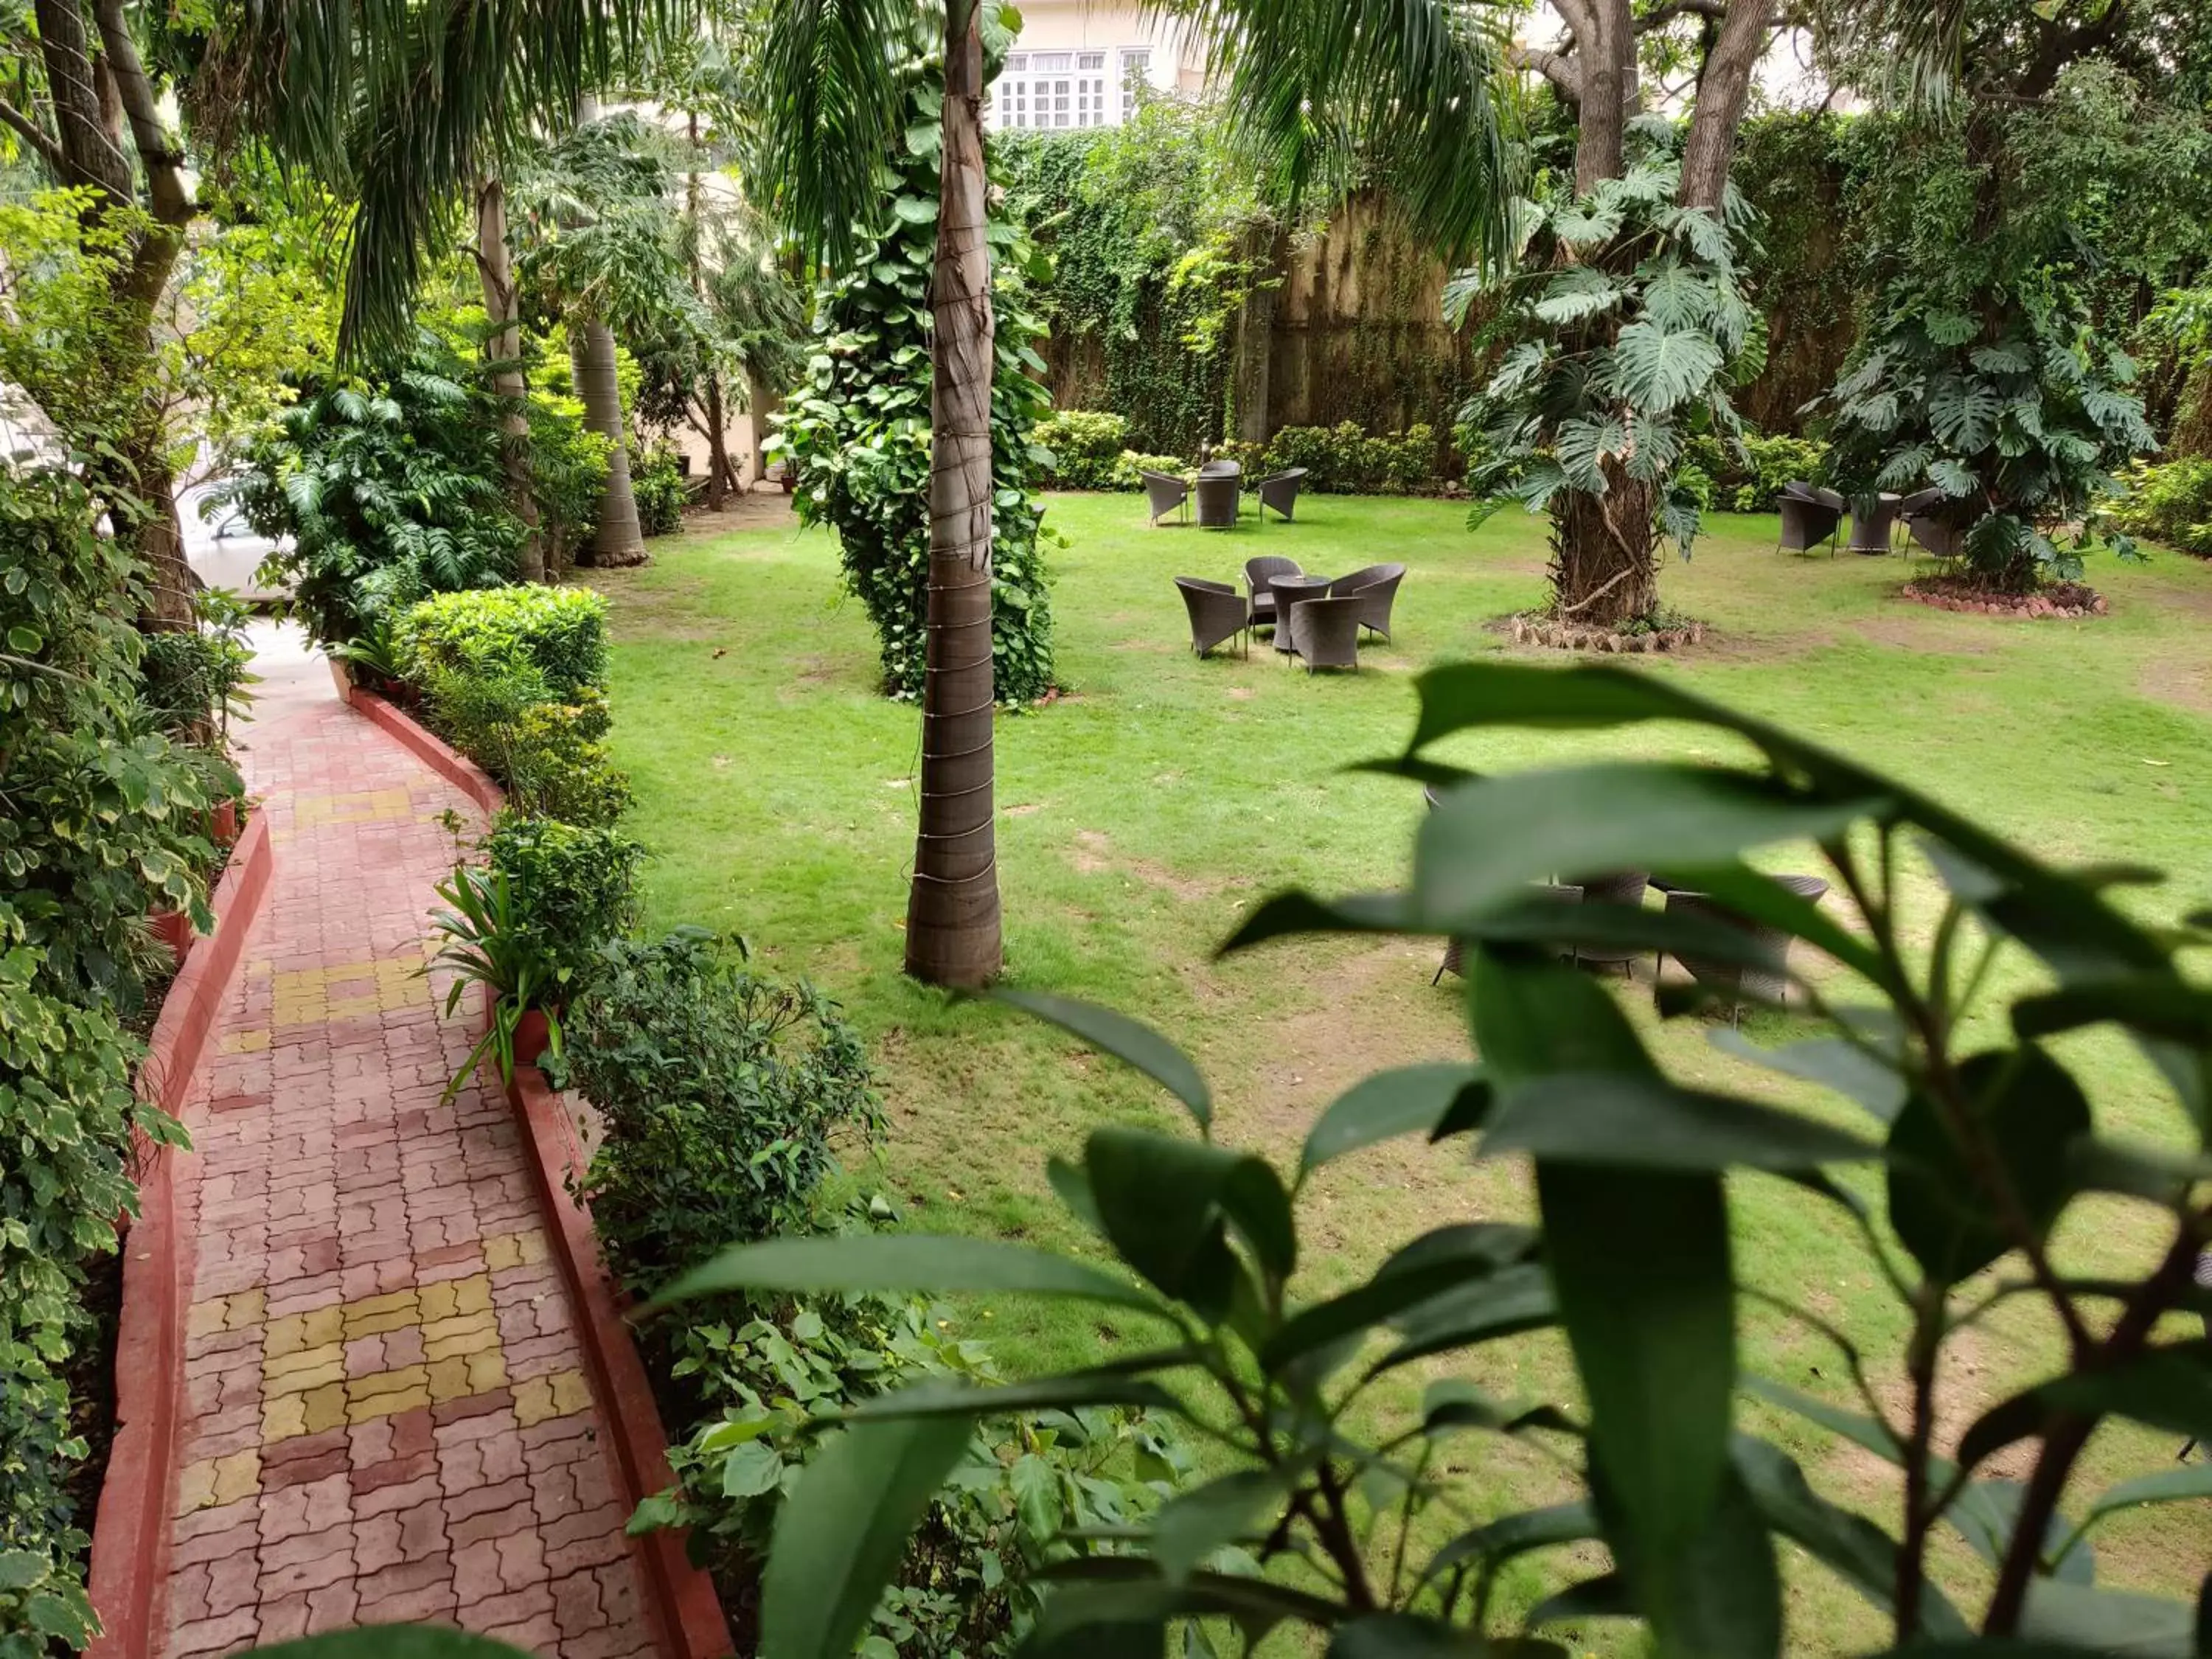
[1032,51,1070,70]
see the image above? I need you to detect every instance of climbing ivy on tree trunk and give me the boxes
[773,72,1057,717]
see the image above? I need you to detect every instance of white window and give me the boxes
[1120,48,1152,120]
[1077,52,1106,126]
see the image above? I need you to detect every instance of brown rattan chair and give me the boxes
[1776,483,1844,556]
[1196,473,1241,529]
[1659,873,1832,1020]
[1256,468,1308,523]
[1288,594,1363,672]
[1847,492,1902,555]
[1245,556,1301,634]
[1329,563,1405,641]
[1572,871,1651,974]
[1141,470,1190,526]
[1894,487,1962,563]
[1175,577,1249,659]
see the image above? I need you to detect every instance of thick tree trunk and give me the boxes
[475,174,543,582]
[1231,226,1281,445]
[1573,0,1633,192]
[1678,0,1771,210]
[571,319,648,566]
[905,0,1001,988]
[703,372,731,507]
[744,368,781,485]
[1554,462,1658,627]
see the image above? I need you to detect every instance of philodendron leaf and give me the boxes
[1416,763,1874,931]
[1300,1063,1489,1175]
[995,990,1212,1133]
[645,1234,1161,1315]
[1886,1048,2091,1287]
[1539,1162,1742,1655]
[762,1416,973,1659]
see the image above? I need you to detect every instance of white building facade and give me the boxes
[987,1,1203,131]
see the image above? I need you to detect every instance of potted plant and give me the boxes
[424,863,568,1099]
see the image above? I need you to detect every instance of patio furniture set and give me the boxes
[1777,481,1965,560]
[1422,781,1829,1015]
[1144,459,1309,529]
[1175,558,1404,672]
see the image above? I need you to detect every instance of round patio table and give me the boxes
[1197,459,1242,479]
[1272,574,1332,654]
[1848,493,1903,555]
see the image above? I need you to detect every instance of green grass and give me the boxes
[598,490,2212,1646]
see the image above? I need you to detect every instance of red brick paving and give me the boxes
[160,694,655,1658]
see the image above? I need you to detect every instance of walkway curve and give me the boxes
[157,673,658,1659]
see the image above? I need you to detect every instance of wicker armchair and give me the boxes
[1659,873,1832,1019]
[1288,594,1363,672]
[1776,483,1844,556]
[1175,577,1249,658]
[1572,871,1651,973]
[1329,563,1405,641]
[1255,468,1308,523]
[1894,487,1962,562]
[1196,473,1241,529]
[1847,492,1902,555]
[1141,470,1191,526]
[1244,556,1301,633]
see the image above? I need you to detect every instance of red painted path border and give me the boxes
[90,809,274,1659]
[369,688,731,1659]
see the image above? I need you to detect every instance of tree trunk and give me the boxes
[1574,0,1634,192]
[1554,462,1658,627]
[744,368,781,486]
[904,0,1001,988]
[475,173,543,582]
[703,372,731,507]
[571,318,648,566]
[1678,0,1771,210]
[1231,226,1280,445]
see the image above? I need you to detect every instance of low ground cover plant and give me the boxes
[2111,456,2212,559]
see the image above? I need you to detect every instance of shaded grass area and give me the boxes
[599,490,2212,1646]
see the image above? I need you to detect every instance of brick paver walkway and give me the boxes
[159,689,656,1658]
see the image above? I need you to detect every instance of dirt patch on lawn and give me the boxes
[2137,656,2212,716]
[1063,828,1222,901]
[671,490,801,538]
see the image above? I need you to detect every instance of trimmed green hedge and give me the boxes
[396,585,609,701]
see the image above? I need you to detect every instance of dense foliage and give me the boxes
[2111,457,2212,557]
[560,930,880,1297]
[774,75,1057,706]
[1455,147,1760,620]
[483,814,642,992]
[668,661,2212,1659]
[1218,422,1450,495]
[0,469,212,1652]
[230,330,607,647]
[630,442,690,538]
[396,584,610,700]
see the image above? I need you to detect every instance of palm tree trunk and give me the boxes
[703,371,731,507]
[571,316,648,566]
[744,367,781,485]
[475,173,543,582]
[904,0,1000,987]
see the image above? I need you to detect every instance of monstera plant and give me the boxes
[651,661,2212,1659]
[1453,140,1762,629]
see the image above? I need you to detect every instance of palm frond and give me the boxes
[1807,0,1966,114]
[1158,0,1520,274]
[753,0,921,266]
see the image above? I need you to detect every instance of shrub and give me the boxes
[1031,411,1130,490]
[632,440,690,538]
[397,585,609,700]
[643,1294,1183,1659]
[564,931,882,1297]
[137,588,256,745]
[526,389,613,574]
[418,667,631,826]
[484,813,642,989]
[1686,432,1833,512]
[1105,450,1189,490]
[228,329,538,647]
[2110,456,2212,557]
[1263,420,1444,494]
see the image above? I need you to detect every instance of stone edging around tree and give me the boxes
[1899,582,2110,619]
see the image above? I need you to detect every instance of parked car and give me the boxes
[180,478,290,603]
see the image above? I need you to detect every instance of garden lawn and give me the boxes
[597,490,2212,1649]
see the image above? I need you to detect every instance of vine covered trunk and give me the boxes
[904,0,1001,988]
[571,318,647,566]
[1552,463,1657,627]
[475,173,543,582]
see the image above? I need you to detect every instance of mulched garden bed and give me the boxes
[1900,575,2109,617]
[58,1248,122,1552]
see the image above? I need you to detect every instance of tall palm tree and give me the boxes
[757,0,1518,987]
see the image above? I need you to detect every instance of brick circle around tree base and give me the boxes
[1899,580,2110,619]
[1508,613,1708,653]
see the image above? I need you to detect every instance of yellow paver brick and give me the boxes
[347,1385,431,1425]
[484,1230,548,1271]
[425,1355,473,1402]
[173,1449,260,1516]
[300,1382,350,1436]
[265,1358,346,1398]
[261,1394,307,1442]
[417,1276,492,1323]
[224,1289,267,1332]
[464,1351,508,1395]
[187,1299,229,1340]
[512,1368,592,1428]
[341,1289,420,1339]
[264,1341,344,1382]
[264,1306,344,1361]
[174,1461,214,1514]
[347,1365,429,1406]
[421,1312,498,1361]
[219,1029,270,1054]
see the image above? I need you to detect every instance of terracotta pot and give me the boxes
[150,908,194,967]
[778,473,798,495]
[209,799,240,847]
[512,1007,554,1071]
